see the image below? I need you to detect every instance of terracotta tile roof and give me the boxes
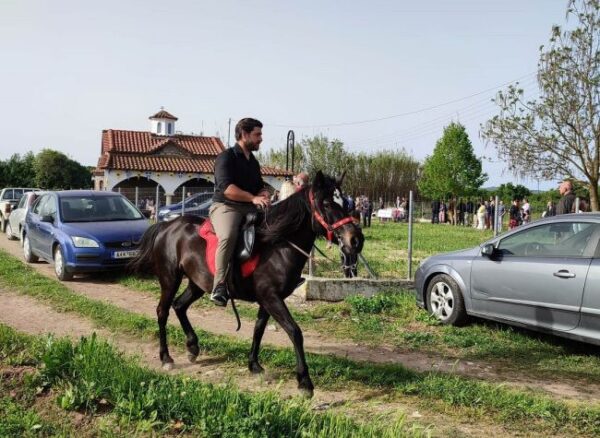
[101,130,225,155]
[101,154,289,176]
[260,166,292,177]
[96,129,289,177]
[149,110,178,120]
[107,155,215,173]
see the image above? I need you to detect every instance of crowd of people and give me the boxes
[427,180,584,231]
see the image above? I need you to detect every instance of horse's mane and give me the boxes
[257,187,311,244]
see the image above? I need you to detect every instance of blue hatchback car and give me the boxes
[23,190,149,280]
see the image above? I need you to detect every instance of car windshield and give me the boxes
[183,193,212,208]
[60,196,144,222]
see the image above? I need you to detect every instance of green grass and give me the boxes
[1,325,425,437]
[0,397,70,438]
[117,272,600,382]
[2,249,600,434]
[312,221,494,278]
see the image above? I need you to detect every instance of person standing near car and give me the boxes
[509,199,522,229]
[209,118,271,306]
[557,180,576,215]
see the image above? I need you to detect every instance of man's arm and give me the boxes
[224,184,270,208]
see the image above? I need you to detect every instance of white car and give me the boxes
[5,191,43,242]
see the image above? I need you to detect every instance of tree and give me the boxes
[1,153,36,187]
[481,0,600,210]
[34,149,91,189]
[418,122,487,200]
[302,135,349,179]
[494,183,531,201]
[344,150,420,201]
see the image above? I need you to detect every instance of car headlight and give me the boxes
[71,236,99,248]
[158,209,170,216]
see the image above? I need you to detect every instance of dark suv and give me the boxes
[157,192,214,222]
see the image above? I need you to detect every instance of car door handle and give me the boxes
[553,270,576,279]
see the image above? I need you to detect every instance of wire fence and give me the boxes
[112,186,213,219]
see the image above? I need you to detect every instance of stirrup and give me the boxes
[211,284,229,307]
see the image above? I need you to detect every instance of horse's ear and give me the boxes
[336,171,346,186]
[313,170,325,188]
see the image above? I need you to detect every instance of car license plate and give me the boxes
[113,250,139,259]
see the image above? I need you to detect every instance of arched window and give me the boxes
[168,123,172,135]
[157,122,162,134]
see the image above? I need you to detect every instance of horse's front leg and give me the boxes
[261,297,314,397]
[248,306,270,374]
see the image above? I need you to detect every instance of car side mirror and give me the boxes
[41,215,54,223]
[481,243,495,257]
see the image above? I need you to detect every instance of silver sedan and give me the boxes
[415,213,600,345]
[5,191,43,242]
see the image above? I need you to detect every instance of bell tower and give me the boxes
[149,107,178,136]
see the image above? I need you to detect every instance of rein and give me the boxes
[308,190,355,242]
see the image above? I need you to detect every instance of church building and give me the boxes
[92,110,289,205]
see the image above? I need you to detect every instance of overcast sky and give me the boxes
[1,0,570,189]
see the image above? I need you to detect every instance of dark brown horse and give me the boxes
[128,171,364,396]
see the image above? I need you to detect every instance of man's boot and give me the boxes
[210,283,229,307]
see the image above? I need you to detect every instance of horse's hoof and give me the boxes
[249,363,264,374]
[299,387,314,399]
[162,362,174,371]
[187,353,198,363]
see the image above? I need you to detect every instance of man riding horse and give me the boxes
[209,118,271,306]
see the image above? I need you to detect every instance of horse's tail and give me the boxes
[127,221,167,275]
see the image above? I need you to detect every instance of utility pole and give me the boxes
[227,118,232,147]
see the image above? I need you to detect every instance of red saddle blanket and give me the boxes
[198,220,260,278]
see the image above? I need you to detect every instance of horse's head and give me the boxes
[309,171,364,256]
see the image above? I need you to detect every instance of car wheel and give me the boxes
[54,245,73,281]
[5,221,16,240]
[23,235,39,263]
[426,274,468,326]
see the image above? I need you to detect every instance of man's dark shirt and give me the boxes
[213,144,265,205]
[557,192,576,215]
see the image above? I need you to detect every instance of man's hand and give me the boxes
[252,194,271,208]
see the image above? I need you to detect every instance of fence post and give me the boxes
[155,186,160,211]
[134,186,139,208]
[575,197,580,213]
[407,190,414,280]
[308,248,314,277]
[181,186,186,216]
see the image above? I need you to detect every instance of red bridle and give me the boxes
[309,190,355,242]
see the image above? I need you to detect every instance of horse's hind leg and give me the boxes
[248,306,270,374]
[173,281,205,363]
[261,297,314,397]
[157,272,183,370]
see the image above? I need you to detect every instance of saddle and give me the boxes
[198,213,260,278]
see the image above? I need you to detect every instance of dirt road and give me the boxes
[0,235,598,404]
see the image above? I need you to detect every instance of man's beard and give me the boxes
[246,141,260,152]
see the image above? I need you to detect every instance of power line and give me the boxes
[269,72,536,129]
